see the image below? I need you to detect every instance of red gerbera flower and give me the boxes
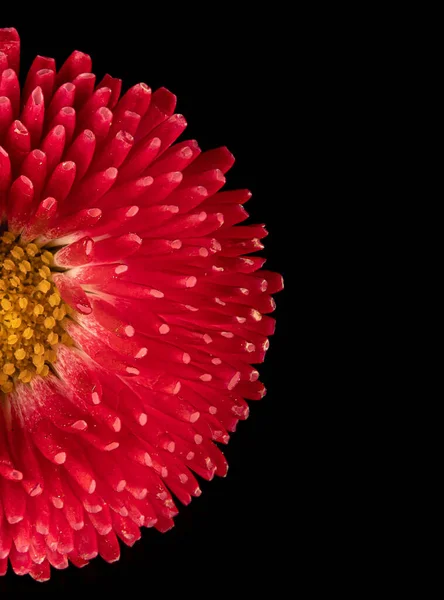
[0,27,283,581]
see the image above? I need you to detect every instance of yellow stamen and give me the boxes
[1,299,11,311]
[11,246,24,260]
[0,234,73,392]
[44,316,56,329]
[22,327,33,339]
[3,363,15,375]
[37,280,51,293]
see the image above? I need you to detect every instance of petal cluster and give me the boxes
[0,27,283,581]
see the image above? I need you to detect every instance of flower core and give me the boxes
[0,231,70,393]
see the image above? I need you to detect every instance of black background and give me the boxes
[1,14,290,594]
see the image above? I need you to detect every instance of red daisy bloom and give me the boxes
[0,27,283,581]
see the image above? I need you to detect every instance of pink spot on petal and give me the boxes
[190,411,200,423]
[105,442,119,451]
[129,233,142,244]
[106,167,118,179]
[42,197,56,210]
[124,325,135,337]
[250,370,259,382]
[54,452,66,465]
[228,372,241,390]
[8,516,23,524]
[126,206,139,217]
[126,367,139,375]
[77,303,92,314]
[30,484,43,497]
[115,264,128,274]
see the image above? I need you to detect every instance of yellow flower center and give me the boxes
[0,230,72,394]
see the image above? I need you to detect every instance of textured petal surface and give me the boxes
[0,28,283,581]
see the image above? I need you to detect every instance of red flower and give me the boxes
[0,27,283,581]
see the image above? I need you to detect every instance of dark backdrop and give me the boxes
[1,14,289,594]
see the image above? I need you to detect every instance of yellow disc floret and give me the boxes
[0,231,72,394]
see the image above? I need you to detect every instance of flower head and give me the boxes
[0,27,283,581]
